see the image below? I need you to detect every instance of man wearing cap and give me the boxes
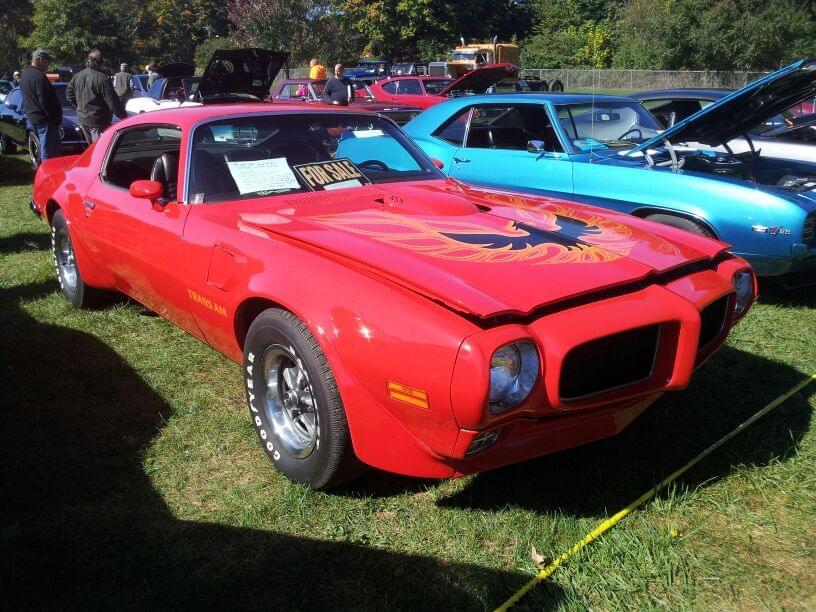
[66,48,127,143]
[20,49,62,161]
[113,63,133,104]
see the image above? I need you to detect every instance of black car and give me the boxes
[0,83,88,168]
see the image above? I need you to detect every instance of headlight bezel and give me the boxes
[488,340,540,413]
[732,269,754,317]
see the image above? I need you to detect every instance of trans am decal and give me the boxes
[311,201,639,265]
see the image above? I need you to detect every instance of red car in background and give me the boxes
[270,78,421,124]
[32,104,755,489]
[368,63,518,109]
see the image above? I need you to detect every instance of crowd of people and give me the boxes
[4,49,362,163]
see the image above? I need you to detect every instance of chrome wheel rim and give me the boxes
[29,134,39,168]
[55,228,77,293]
[261,344,318,458]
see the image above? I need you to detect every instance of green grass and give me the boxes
[1,152,814,610]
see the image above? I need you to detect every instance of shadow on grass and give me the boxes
[757,278,816,308]
[0,154,34,187]
[0,230,50,254]
[438,346,813,518]
[0,280,539,610]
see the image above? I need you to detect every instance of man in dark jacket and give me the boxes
[66,49,127,143]
[20,49,62,161]
[321,63,355,106]
[113,63,132,104]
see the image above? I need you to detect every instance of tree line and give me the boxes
[2,0,814,73]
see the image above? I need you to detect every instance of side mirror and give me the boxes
[527,140,546,153]
[431,157,444,170]
[130,179,167,210]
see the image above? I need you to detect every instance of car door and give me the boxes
[81,123,200,336]
[380,79,427,106]
[2,89,27,145]
[447,103,574,195]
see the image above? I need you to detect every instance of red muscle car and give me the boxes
[32,105,756,489]
[368,63,518,109]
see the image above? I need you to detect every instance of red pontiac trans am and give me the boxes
[32,105,756,489]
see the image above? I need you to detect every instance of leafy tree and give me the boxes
[0,0,33,71]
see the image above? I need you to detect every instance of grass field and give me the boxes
[1,152,814,610]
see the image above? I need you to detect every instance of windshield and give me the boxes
[423,79,453,95]
[53,85,70,109]
[453,51,477,61]
[353,62,384,73]
[556,102,662,148]
[189,114,441,203]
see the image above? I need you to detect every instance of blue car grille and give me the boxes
[804,213,816,245]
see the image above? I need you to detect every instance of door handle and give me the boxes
[82,200,95,210]
[453,157,471,164]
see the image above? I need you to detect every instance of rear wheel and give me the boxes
[27,131,40,169]
[0,132,16,154]
[243,308,360,489]
[51,210,104,308]
[550,79,564,92]
[643,213,715,238]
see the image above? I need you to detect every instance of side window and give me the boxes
[397,80,423,95]
[104,125,182,198]
[433,106,472,146]
[382,81,398,94]
[465,105,562,152]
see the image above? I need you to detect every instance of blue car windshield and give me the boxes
[556,102,662,149]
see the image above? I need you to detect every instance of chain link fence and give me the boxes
[519,68,769,91]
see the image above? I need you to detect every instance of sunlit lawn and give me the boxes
[1,153,814,609]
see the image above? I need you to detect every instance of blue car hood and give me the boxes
[630,58,816,152]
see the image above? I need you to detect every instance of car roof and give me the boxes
[382,75,453,81]
[441,92,637,104]
[632,89,731,100]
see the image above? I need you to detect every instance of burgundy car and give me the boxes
[270,78,421,125]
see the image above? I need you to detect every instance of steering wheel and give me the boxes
[618,127,643,141]
[357,160,389,171]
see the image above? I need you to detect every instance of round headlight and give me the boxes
[489,341,540,413]
[732,269,754,316]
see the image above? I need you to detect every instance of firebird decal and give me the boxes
[311,204,639,265]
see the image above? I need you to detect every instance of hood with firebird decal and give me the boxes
[235,181,727,318]
[631,58,816,152]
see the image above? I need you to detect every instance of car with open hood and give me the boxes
[632,88,816,163]
[368,63,519,109]
[404,59,816,283]
[0,83,88,168]
[270,78,421,125]
[31,104,754,488]
[126,49,288,114]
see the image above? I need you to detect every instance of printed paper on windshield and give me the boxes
[226,157,301,194]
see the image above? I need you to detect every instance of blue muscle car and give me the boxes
[403,59,816,282]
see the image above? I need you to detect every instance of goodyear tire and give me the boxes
[243,308,359,489]
[644,213,715,238]
[51,210,103,308]
[0,132,16,155]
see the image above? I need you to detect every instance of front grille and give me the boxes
[698,295,729,350]
[804,212,816,245]
[560,325,661,401]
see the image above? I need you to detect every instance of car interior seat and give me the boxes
[150,151,180,200]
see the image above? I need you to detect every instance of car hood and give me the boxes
[197,49,288,100]
[237,182,725,318]
[156,62,195,78]
[437,63,518,96]
[631,58,816,152]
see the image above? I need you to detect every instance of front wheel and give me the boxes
[51,210,104,308]
[0,132,16,155]
[243,308,360,489]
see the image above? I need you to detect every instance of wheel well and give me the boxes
[234,297,289,351]
[631,207,719,239]
[45,200,60,224]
